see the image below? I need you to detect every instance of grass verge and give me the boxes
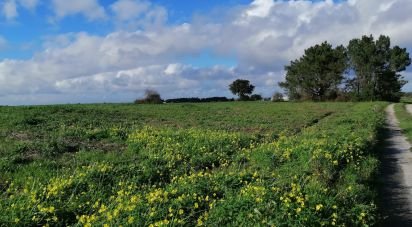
[394,103,412,144]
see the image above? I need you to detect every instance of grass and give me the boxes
[0,101,387,226]
[400,96,412,104]
[0,102,347,172]
[394,103,412,143]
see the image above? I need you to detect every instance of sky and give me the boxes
[0,0,412,105]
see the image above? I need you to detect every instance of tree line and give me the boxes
[135,90,235,104]
[279,34,411,102]
[135,34,410,104]
[135,88,268,104]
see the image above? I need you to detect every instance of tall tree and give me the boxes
[279,42,347,101]
[347,35,411,101]
[229,79,255,100]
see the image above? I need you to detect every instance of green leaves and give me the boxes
[281,41,347,101]
[347,35,411,101]
[228,79,255,100]
[280,34,411,102]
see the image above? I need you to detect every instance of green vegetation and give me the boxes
[401,93,412,103]
[135,90,164,104]
[0,102,387,226]
[347,35,410,102]
[394,103,412,143]
[228,79,255,101]
[280,41,347,101]
[280,34,411,102]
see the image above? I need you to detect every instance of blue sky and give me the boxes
[0,0,251,61]
[0,0,411,105]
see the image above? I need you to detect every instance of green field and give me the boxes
[0,102,387,226]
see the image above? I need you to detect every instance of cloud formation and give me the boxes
[1,0,39,20]
[1,0,18,19]
[110,0,168,30]
[51,0,106,20]
[110,0,151,21]
[1,0,412,105]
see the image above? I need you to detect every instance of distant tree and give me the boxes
[250,94,263,101]
[347,35,411,101]
[272,92,284,102]
[135,89,163,104]
[229,79,255,101]
[279,41,347,101]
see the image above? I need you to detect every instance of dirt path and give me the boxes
[378,104,412,225]
[406,104,412,115]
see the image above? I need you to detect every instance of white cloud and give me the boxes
[164,64,181,75]
[0,25,217,100]
[110,0,150,21]
[2,0,18,20]
[244,0,275,18]
[52,63,252,99]
[1,0,412,105]
[110,0,168,29]
[18,0,38,10]
[51,0,106,20]
[1,0,39,20]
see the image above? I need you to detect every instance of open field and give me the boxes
[0,102,387,226]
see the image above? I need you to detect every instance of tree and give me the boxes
[272,92,284,102]
[250,94,263,101]
[347,35,411,101]
[229,79,255,100]
[279,41,347,101]
[135,89,163,104]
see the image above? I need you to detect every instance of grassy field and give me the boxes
[394,103,412,144]
[0,102,387,226]
[400,96,412,104]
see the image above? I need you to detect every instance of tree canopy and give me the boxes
[279,35,411,102]
[229,79,255,100]
[280,42,347,101]
[347,35,411,101]
[135,89,163,104]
